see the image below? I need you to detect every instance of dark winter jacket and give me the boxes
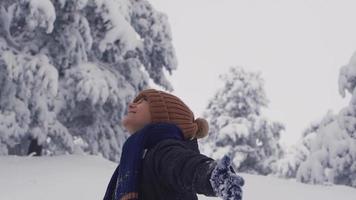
[139,137,218,200]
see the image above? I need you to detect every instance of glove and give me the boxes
[209,154,245,200]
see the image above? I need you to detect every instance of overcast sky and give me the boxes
[148,0,355,146]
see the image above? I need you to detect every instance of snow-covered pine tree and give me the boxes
[275,110,334,179]
[199,66,285,175]
[286,52,356,188]
[275,51,356,188]
[0,0,177,162]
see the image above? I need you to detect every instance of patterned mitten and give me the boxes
[209,154,245,200]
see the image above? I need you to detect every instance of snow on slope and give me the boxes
[0,155,356,200]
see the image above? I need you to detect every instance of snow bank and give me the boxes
[0,155,115,200]
[0,155,356,200]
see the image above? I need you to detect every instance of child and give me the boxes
[103,88,244,200]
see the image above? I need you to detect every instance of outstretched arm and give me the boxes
[152,139,245,200]
[152,139,218,196]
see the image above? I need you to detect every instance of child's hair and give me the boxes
[133,88,209,140]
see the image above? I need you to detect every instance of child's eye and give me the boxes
[138,97,146,103]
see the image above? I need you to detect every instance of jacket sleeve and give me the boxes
[152,139,218,197]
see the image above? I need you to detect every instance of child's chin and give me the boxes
[121,118,132,128]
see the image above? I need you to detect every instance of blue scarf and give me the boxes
[103,122,185,200]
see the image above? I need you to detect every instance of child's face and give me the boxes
[121,96,151,134]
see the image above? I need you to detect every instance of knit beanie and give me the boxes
[132,88,209,140]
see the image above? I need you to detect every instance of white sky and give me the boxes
[148,0,356,146]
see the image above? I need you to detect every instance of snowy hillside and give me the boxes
[1,155,356,200]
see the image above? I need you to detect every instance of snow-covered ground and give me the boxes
[1,155,356,200]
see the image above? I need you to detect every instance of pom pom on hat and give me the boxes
[194,117,209,139]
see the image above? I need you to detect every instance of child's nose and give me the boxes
[129,102,136,108]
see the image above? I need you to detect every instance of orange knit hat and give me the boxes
[132,88,209,140]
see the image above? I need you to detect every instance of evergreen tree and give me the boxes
[276,51,356,188]
[199,66,285,175]
[0,0,177,162]
[275,110,334,179]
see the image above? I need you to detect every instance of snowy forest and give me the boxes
[0,0,177,161]
[1,0,356,199]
